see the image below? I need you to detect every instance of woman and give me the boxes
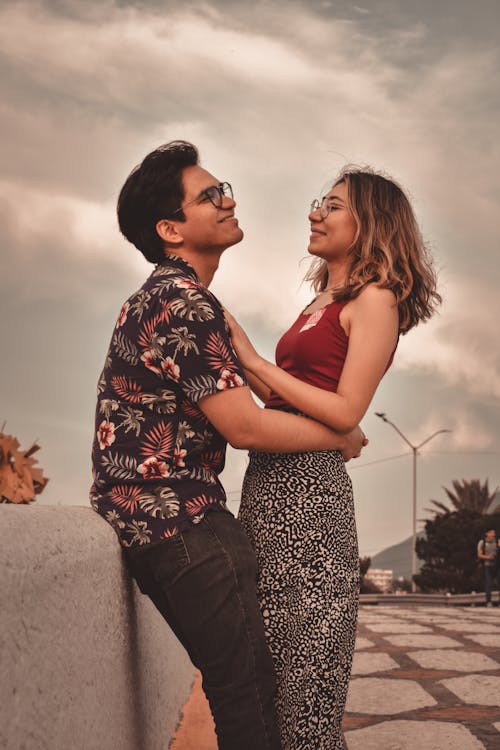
[226,167,441,750]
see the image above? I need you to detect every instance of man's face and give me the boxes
[173,165,244,253]
[486,530,496,541]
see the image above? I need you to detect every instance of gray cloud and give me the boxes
[1,0,498,552]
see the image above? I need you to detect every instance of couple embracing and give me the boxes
[90,141,439,749]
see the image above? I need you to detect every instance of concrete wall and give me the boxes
[0,505,195,750]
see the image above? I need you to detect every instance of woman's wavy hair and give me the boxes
[305,166,441,333]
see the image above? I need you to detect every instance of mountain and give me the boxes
[371,534,425,581]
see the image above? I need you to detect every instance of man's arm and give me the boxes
[199,386,365,458]
[477,541,493,560]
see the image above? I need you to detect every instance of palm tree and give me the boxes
[360,556,371,579]
[427,479,499,516]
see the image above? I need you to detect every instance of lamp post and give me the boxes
[375,412,451,593]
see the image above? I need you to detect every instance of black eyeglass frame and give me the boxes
[170,182,233,217]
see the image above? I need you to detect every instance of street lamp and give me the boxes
[375,412,451,593]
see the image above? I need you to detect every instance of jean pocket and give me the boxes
[146,533,191,588]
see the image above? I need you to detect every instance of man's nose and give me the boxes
[222,194,236,208]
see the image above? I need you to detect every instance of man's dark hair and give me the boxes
[117,140,199,263]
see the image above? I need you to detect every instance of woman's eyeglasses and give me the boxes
[310,198,337,219]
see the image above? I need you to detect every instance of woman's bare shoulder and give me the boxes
[353,284,397,309]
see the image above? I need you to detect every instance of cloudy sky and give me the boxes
[1,0,499,560]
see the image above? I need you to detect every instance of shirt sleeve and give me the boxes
[141,283,247,403]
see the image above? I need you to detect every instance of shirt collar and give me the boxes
[158,253,200,282]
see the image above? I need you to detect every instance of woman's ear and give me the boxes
[156,219,183,247]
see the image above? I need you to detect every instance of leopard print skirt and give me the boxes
[238,449,359,750]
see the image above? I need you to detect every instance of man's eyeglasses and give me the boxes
[171,182,233,216]
[310,198,337,220]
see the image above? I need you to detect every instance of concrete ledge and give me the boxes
[0,505,195,750]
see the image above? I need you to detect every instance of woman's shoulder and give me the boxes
[356,283,397,306]
[341,284,399,337]
[343,284,397,317]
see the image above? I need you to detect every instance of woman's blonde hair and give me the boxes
[305,166,441,333]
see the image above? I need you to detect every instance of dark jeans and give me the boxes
[484,565,500,604]
[124,511,281,750]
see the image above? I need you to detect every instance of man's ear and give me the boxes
[156,219,183,247]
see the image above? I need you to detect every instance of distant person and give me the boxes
[477,529,500,607]
[226,166,441,750]
[89,141,365,750]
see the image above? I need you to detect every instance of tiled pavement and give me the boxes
[344,605,500,749]
[170,604,500,749]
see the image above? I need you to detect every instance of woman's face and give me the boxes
[308,181,357,262]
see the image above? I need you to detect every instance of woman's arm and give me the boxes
[244,370,272,404]
[199,386,366,458]
[226,286,398,433]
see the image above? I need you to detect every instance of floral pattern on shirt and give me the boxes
[90,255,246,548]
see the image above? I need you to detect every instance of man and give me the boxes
[90,141,365,749]
[477,529,500,607]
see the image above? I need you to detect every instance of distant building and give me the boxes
[370,534,424,580]
[365,568,393,593]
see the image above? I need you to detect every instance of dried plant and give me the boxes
[0,431,49,504]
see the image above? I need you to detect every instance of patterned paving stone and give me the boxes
[465,634,500,647]
[401,612,442,622]
[438,622,500,633]
[351,652,399,675]
[419,706,500,721]
[345,719,485,749]
[354,637,374,650]
[440,674,500,706]
[349,606,500,744]
[172,605,500,746]
[357,613,393,618]
[358,612,397,619]
[467,609,500,625]
[466,615,500,623]
[424,609,487,619]
[380,611,419,619]
[408,649,499,672]
[384,634,461,648]
[421,617,467,624]
[366,622,432,634]
[420,619,449,628]
[346,677,436,715]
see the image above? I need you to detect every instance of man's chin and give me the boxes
[230,227,244,245]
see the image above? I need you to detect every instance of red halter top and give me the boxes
[266,300,349,410]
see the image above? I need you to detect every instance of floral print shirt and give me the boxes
[90,254,246,548]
